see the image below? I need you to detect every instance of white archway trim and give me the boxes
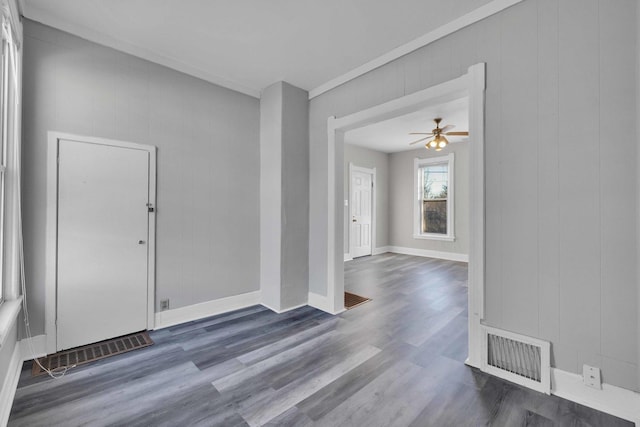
[325,63,485,368]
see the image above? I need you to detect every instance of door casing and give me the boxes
[45,132,157,355]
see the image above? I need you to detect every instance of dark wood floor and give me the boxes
[9,254,632,426]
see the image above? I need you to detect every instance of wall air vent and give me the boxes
[481,325,551,394]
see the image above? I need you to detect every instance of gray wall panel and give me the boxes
[536,0,560,364]
[557,0,602,381]
[598,0,638,391]
[499,0,539,339]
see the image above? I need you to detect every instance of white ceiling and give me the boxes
[344,97,469,153]
[21,0,495,97]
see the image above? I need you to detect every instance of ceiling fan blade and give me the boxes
[409,136,431,145]
[439,124,455,132]
[409,132,434,135]
[445,131,469,136]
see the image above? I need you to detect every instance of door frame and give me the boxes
[324,63,485,368]
[45,132,157,355]
[346,162,376,261]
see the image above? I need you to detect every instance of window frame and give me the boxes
[0,6,23,346]
[413,153,455,241]
[0,30,8,305]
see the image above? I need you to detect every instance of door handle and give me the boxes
[138,240,146,244]
[352,218,357,222]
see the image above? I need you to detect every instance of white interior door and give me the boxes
[57,139,150,351]
[350,169,373,258]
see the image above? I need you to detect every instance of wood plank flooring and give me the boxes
[9,254,632,426]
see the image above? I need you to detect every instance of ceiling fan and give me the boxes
[409,117,468,151]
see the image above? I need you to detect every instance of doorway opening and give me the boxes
[346,163,376,260]
[323,64,486,368]
[342,96,470,313]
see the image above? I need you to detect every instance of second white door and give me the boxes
[350,168,373,258]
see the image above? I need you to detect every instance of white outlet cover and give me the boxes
[583,364,602,390]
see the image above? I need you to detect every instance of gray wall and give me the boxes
[343,144,389,254]
[22,20,260,336]
[309,0,638,391]
[389,144,469,255]
[280,83,310,309]
[259,83,283,309]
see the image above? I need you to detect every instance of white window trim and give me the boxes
[413,153,455,241]
[0,296,20,346]
[0,4,21,339]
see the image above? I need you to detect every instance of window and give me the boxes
[413,154,455,241]
[0,13,19,305]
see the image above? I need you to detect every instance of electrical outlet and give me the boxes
[583,364,602,390]
[160,299,170,311]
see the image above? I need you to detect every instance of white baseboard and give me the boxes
[551,368,640,426]
[20,335,47,361]
[388,246,469,262]
[154,291,261,330]
[261,302,307,314]
[307,292,332,313]
[345,247,390,261]
[372,246,391,255]
[0,343,22,426]
[308,292,345,315]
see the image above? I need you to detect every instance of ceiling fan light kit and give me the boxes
[425,134,450,151]
[410,117,468,151]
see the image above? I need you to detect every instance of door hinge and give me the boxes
[147,203,154,213]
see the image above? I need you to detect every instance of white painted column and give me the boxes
[259,82,309,312]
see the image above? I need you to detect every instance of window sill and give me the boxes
[413,234,456,242]
[0,297,22,347]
